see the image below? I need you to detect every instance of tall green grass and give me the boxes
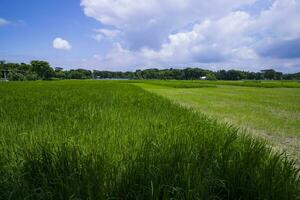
[0,80,299,199]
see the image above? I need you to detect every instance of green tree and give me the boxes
[0,60,5,79]
[31,60,54,80]
[261,69,276,80]
[206,72,217,80]
[67,69,92,79]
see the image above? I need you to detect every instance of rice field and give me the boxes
[137,81,300,161]
[0,80,300,199]
[127,80,300,89]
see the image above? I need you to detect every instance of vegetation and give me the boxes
[132,80,300,88]
[137,81,300,161]
[1,60,300,81]
[0,80,299,199]
[132,81,217,88]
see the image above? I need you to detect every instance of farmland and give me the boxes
[137,80,300,161]
[0,80,300,199]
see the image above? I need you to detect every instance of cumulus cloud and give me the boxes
[92,28,121,41]
[53,37,72,50]
[256,0,300,40]
[257,38,300,59]
[250,0,300,60]
[141,11,256,63]
[0,18,9,27]
[81,0,256,28]
[92,43,154,68]
[81,0,300,72]
[81,0,257,49]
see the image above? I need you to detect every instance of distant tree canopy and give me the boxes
[0,60,299,81]
[31,60,54,80]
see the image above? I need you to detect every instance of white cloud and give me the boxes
[53,37,72,50]
[92,28,121,41]
[140,11,257,64]
[81,0,256,28]
[92,43,151,68]
[81,0,257,49]
[0,18,9,27]
[256,0,300,41]
[80,0,300,72]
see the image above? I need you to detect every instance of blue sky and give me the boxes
[0,0,300,72]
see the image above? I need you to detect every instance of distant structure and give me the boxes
[200,76,207,80]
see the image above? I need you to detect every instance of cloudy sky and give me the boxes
[0,0,300,72]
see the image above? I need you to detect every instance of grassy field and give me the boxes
[129,80,300,88]
[0,80,300,199]
[137,81,300,161]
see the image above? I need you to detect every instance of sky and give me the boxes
[0,0,300,72]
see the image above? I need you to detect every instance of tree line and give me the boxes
[1,60,299,81]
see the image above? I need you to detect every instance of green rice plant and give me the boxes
[0,80,299,199]
[137,81,217,88]
[135,80,300,88]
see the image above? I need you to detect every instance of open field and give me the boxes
[0,80,300,199]
[137,81,300,161]
[129,80,300,88]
